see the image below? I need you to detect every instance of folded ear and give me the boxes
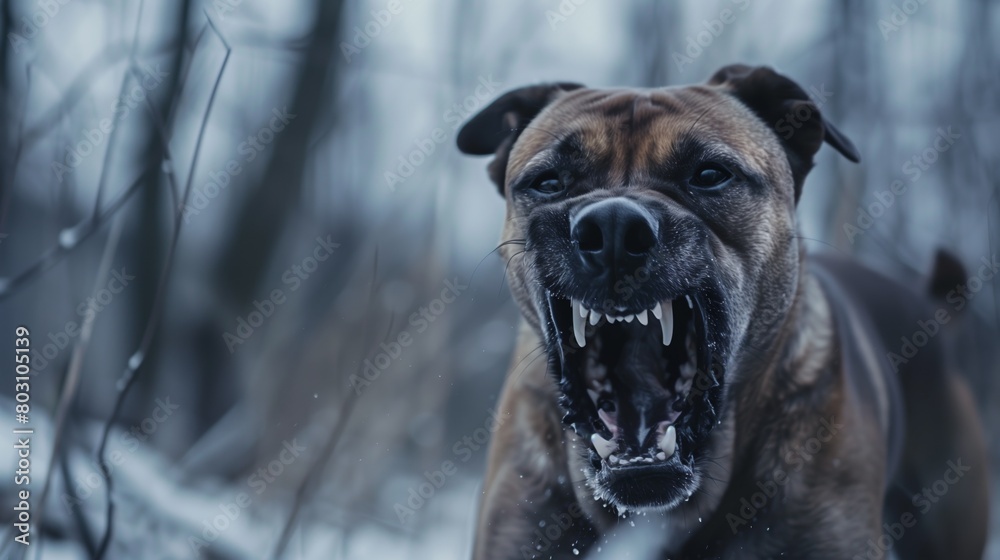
[707,64,860,201]
[457,82,584,193]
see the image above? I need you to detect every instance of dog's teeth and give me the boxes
[587,389,600,404]
[598,408,617,433]
[609,454,619,465]
[624,314,634,323]
[589,309,601,326]
[656,451,667,461]
[658,425,677,457]
[591,433,616,460]
[579,303,589,318]
[651,304,661,320]
[572,300,587,348]
[636,310,648,325]
[659,300,674,346]
[685,295,694,309]
[642,457,653,463]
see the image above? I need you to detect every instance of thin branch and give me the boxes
[0,169,148,300]
[35,213,125,554]
[92,12,231,558]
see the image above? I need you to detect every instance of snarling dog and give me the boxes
[456,65,990,559]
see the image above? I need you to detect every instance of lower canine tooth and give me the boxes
[658,425,677,457]
[591,433,616,459]
[659,300,674,346]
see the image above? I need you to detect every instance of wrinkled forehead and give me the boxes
[507,86,783,184]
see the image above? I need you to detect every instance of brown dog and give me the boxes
[457,65,989,559]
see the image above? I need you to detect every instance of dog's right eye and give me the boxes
[529,172,566,196]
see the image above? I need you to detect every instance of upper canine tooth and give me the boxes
[636,310,648,325]
[591,433,616,460]
[651,304,662,320]
[658,425,677,457]
[659,300,674,346]
[572,300,587,348]
[589,309,602,326]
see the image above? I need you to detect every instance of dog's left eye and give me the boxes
[689,163,733,189]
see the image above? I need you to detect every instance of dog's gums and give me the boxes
[545,289,723,511]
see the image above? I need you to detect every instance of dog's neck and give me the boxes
[778,266,836,387]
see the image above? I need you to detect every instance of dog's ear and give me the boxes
[457,82,584,193]
[708,64,860,201]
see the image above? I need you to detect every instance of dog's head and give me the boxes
[458,65,859,513]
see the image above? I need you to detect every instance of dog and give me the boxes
[456,64,990,559]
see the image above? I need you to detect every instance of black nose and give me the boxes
[571,198,658,275]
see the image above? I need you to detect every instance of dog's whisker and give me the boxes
[469,239,529,290]
[497,250,526,297]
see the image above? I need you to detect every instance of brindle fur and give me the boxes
[459,65,989,560]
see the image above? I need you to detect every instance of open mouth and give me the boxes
[543,289,724,510]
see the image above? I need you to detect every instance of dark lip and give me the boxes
[542,288,725,477]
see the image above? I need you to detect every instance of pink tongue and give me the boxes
[598,409,619,437]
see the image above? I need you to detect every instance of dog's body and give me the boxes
[457,65,989,559]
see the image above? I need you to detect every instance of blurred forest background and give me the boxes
[0,0,997,558]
